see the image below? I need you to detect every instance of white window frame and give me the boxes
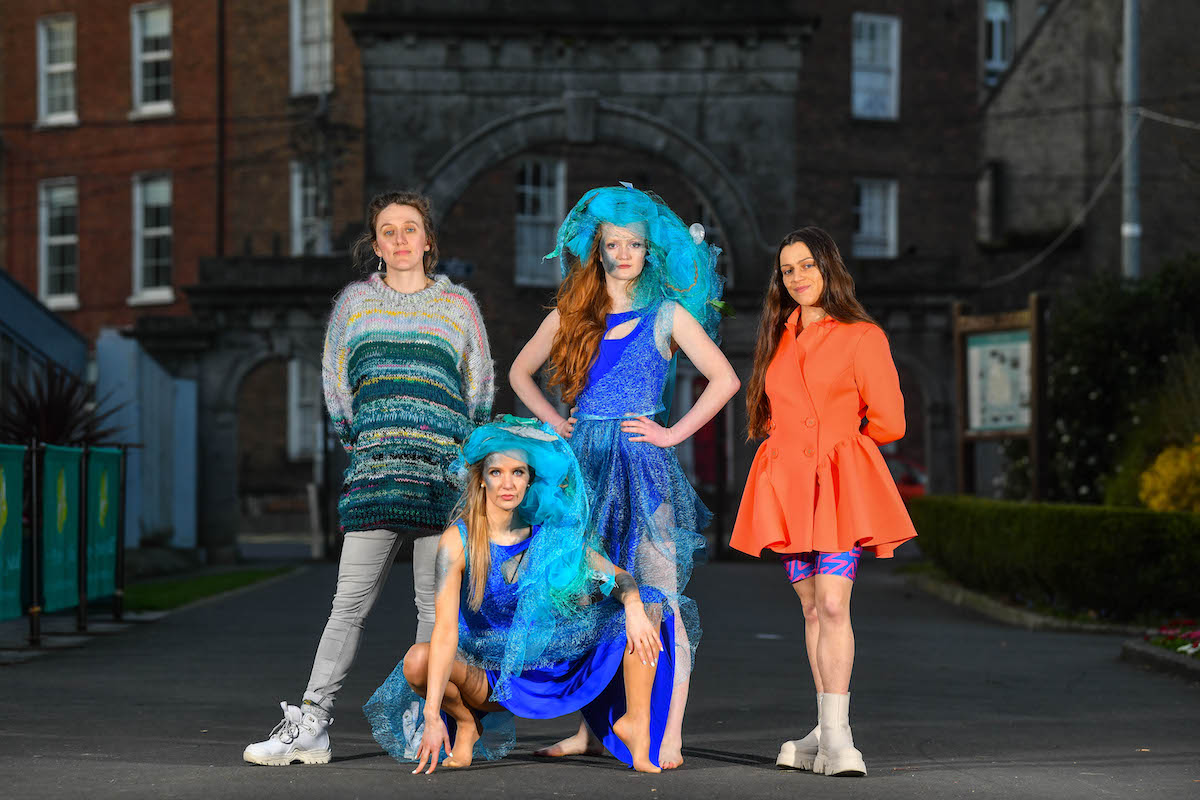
[984,0,1014,85]
[130,3,174,118]
[38,177,80,310]
[515,158,567,288]
[851,13,901,120]
[852,178,899,259]
[129,173,175,306]
[37,15,77,126]
[287,359,321,460]
[290,0,333,96]
[290,160,333,256]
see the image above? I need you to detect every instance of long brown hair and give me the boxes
[547,229,612,406]
[351,191,440,275]
[745,227,877,440]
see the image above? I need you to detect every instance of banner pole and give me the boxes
[28,439,41,648]
[77,444,89,633]
[114,446,126,622]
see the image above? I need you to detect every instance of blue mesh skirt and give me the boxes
[570,417,710,679]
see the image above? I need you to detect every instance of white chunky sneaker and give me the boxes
[243,701,332,766]
[777,694,822,770]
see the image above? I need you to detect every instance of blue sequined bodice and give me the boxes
[457,520,537,634]
[575,305,671,420]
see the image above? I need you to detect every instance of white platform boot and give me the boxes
[812,692,866,777]
[776,693,821,770]
[243,701,333,766]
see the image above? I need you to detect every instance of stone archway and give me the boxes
[419,95,776,287]
[135,256,355,561]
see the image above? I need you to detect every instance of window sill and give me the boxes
[128,104,175,121]
[35,114,80,130]
[127,287,176,307]
[849,114,900,124]
[44,294,80,311]
[289,87,334,101]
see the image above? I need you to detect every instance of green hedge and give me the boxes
[907,496,1200,619]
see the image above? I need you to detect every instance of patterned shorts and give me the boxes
[780,545,863,584]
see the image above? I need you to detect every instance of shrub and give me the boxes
[0,364,122,446]
[908,495,1200,619]
[1139,436,1200,513]
[1106,340,1200,508]
[1012,256,1200,503]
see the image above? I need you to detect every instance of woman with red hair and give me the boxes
[731,227,917,778]
[510,185,739,770]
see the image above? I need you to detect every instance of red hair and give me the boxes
[547,230,613,406]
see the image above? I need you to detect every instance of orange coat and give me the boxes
[729,311,917,558]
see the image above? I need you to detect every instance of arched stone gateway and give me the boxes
[350,4,818,292]
[420,95,774,287]
[134,257,356,561]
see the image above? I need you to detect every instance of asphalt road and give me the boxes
[1,552,1197,799]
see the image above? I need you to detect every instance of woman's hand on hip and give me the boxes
[555,416,577,439]
[621,415,675,447]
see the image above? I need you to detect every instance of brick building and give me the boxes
[1,0,366,543]
[11,1,1094,556]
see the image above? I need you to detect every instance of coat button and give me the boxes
[804,447,815,457]
[770,447,779,459]
[805,417,817,427]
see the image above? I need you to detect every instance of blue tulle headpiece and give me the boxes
[545,184,728,341]
[456,416,576,531]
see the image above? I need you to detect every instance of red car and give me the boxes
[885,455,927,500]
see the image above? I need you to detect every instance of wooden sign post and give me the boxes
[954,293,1048,499]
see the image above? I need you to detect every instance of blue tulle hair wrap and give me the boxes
[544,184,727,342]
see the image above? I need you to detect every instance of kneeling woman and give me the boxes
[365,417,672,774]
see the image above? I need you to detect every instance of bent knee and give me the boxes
[403,643,430,687]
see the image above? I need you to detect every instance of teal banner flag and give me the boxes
[86,448,121,600]
[42,445,82,613]
[0,444,25,621]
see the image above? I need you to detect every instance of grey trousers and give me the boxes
[302,529,439,719]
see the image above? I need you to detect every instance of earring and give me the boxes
[377,256,384,271]
[480,483,485,488]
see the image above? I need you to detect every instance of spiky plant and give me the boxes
[0,364,123,446]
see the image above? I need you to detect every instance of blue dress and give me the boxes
[364,520,676,767]
[571,302,711,680]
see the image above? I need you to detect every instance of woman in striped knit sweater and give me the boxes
[244,191,495,767]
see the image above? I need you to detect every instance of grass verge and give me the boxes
[126,567,296,612]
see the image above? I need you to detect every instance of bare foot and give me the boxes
[534,725,604,758]
[612,714,661,774]
[442,712,483,768]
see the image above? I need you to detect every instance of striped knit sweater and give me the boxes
[323,273,495,534]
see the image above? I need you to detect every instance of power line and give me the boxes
[0,139,301,230]
[0,110,355,131]
[1140,107,1200,132]
[980,115,1145,289]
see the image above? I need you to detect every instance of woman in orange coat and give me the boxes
[730,226,916,778]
